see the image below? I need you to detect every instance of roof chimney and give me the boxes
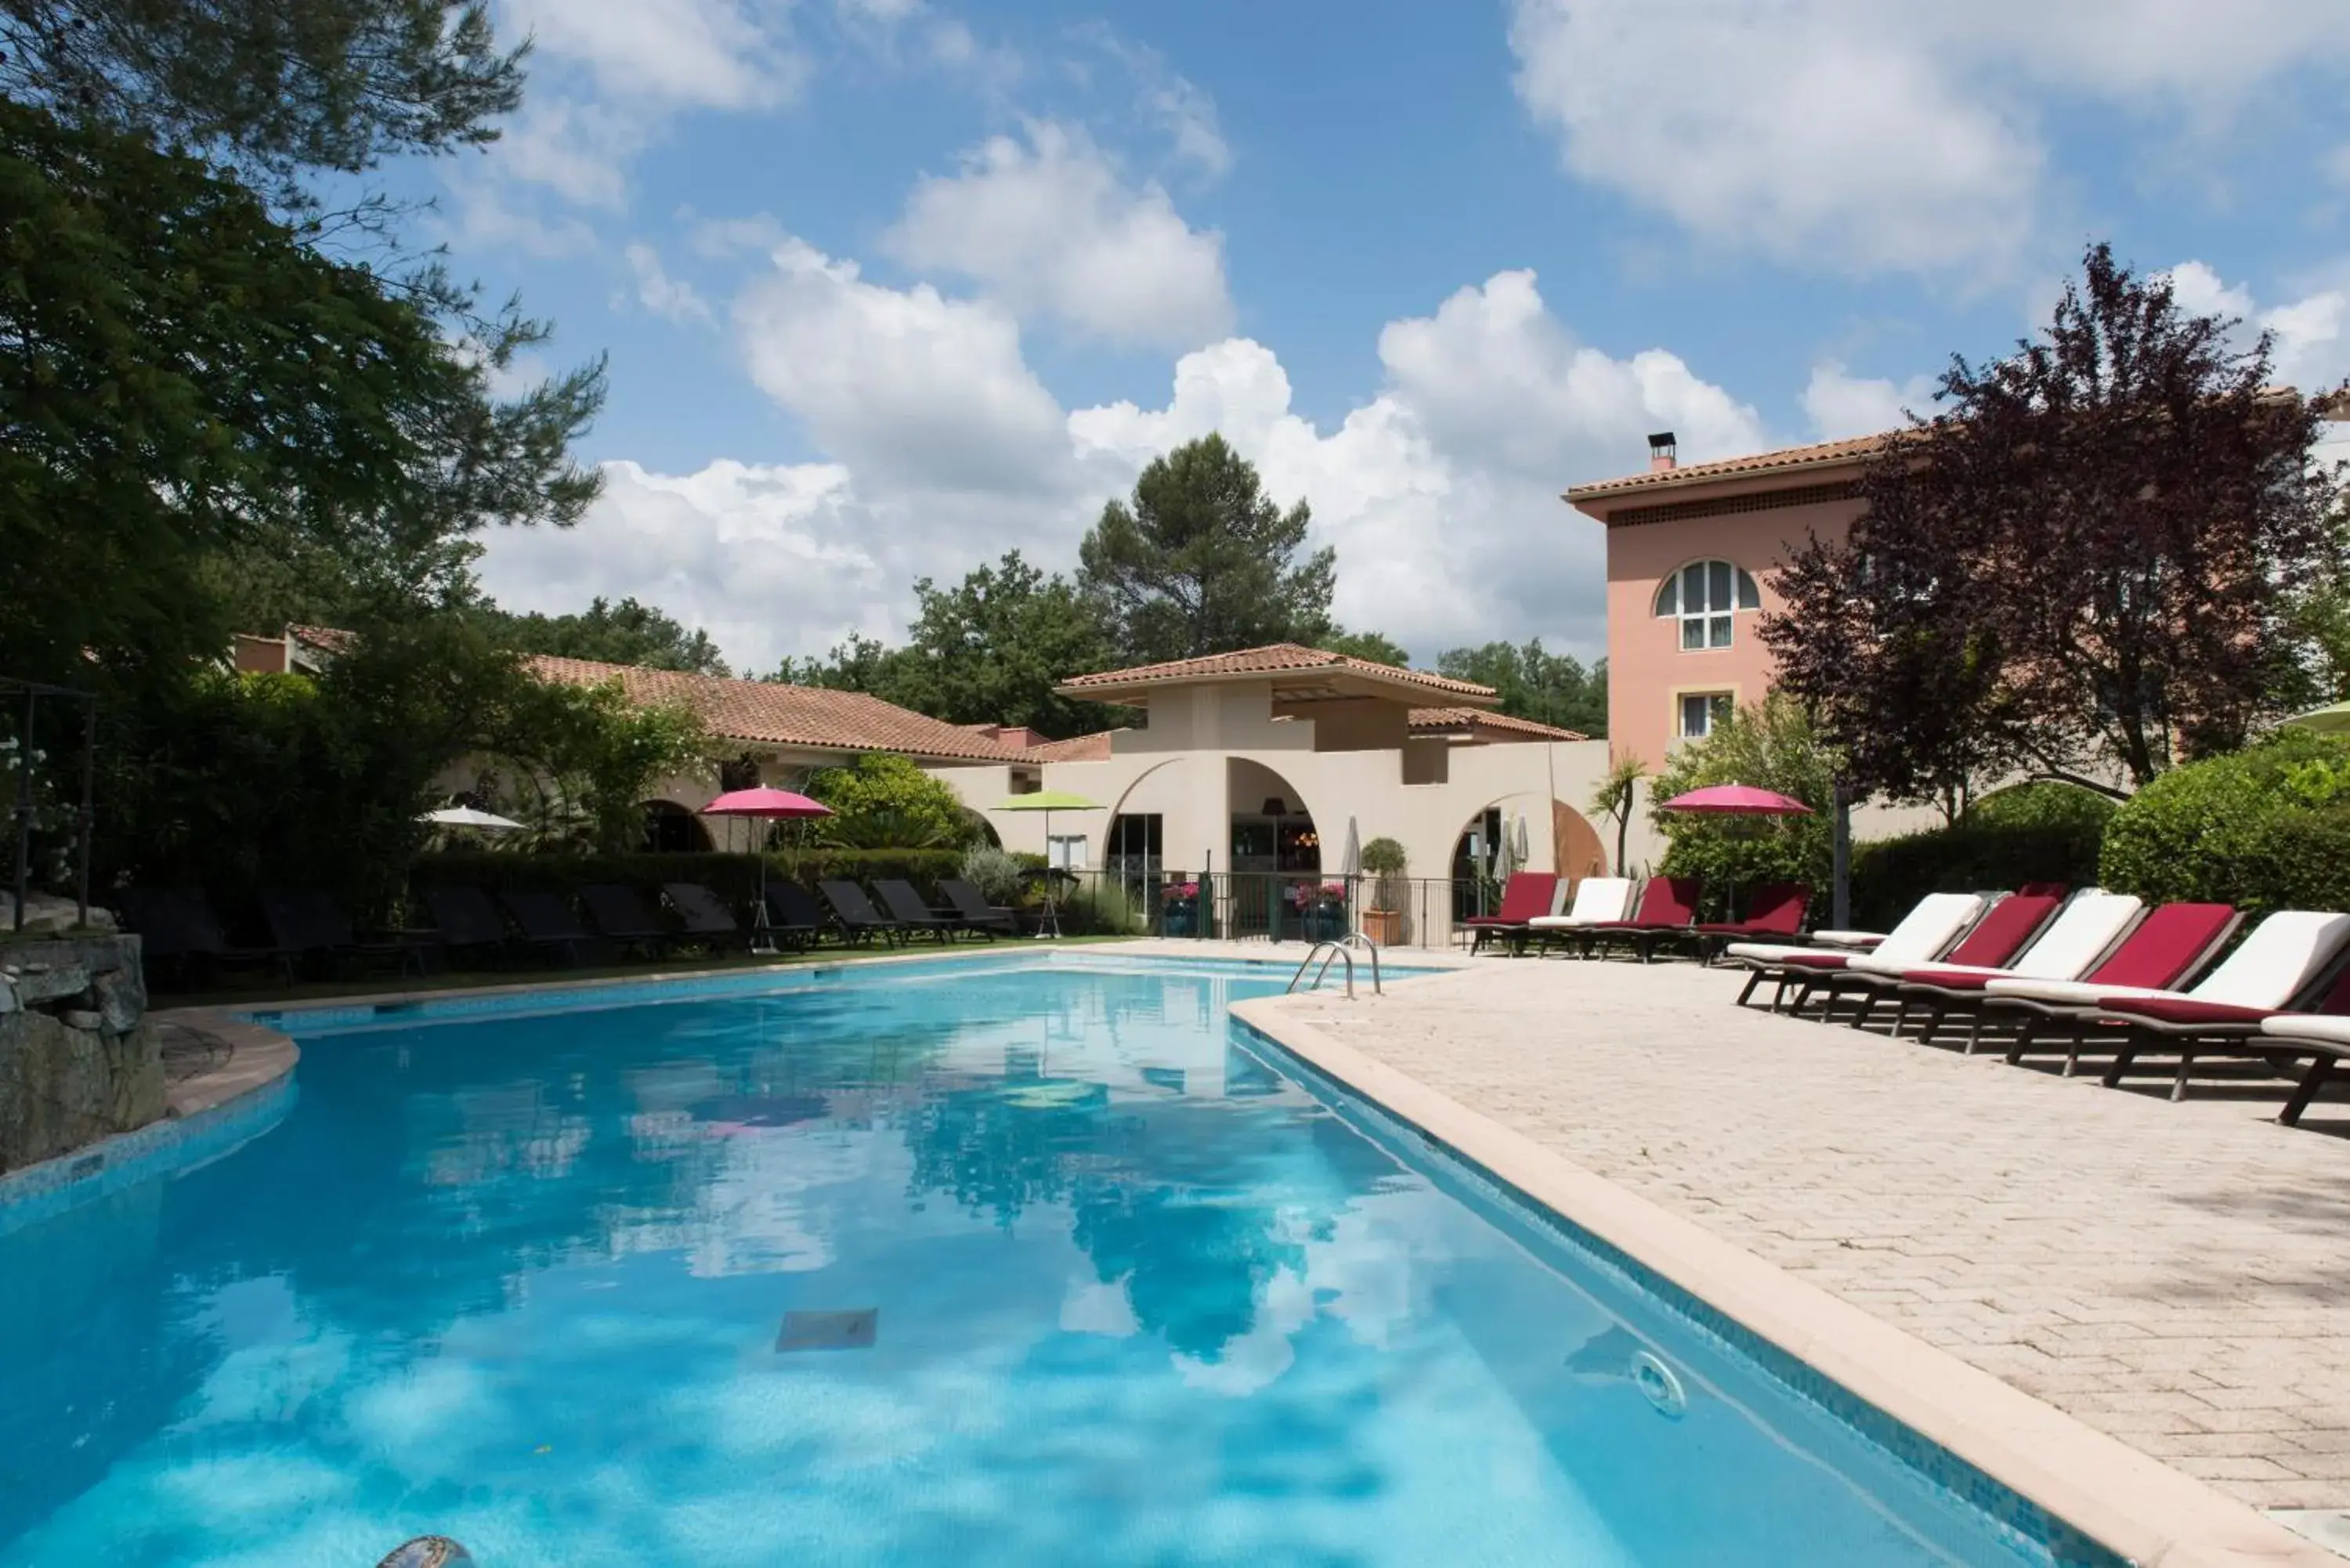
[1647,431,1678,471]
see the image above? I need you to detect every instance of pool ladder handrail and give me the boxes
[1287,932,1382,998]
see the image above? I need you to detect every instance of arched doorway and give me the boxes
[639,799,713,854]
[1225,759,1331,941]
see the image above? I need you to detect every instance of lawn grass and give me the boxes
[152,934,1141,1010]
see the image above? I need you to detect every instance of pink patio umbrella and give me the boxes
[701,787,833,954]
[1658,784,1814,816]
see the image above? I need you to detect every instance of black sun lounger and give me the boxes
[497,889,591,965]
[938,878,1018,936]
[664,882,746,948]
[818,880,906,947]
[873,879,962,944]
[580,883,671,959]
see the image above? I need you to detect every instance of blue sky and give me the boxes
[413,0,2350,677]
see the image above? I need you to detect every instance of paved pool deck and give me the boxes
[1256,955,2350,1520]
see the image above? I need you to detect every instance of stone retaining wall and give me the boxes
[0,934,163,1173]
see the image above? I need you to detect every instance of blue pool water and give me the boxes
[0,954,2111,1566]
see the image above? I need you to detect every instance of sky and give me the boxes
[400,0,2350,676]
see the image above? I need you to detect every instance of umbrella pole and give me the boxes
[750,817,777,956]
[1038,807,1061,940]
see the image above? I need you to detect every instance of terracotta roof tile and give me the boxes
[1408,706,1589,742]
[1567,432,1896,500]
[287,623,357,653]
[523,656,1028,762]
[1018,730,1119,762]
[1058,642,1494,701]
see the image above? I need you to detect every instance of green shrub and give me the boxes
[1849,822,2108,931]
[1650,694,1836,916]
[959,845,1028,905]
[1058,880,1138,936]
[2099,731,2350,915]
[1962,780,2118,833]
[805,753,984,849]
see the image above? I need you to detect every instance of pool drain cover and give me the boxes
[1629,1350,1688,1419]
[778,1309,878,1352]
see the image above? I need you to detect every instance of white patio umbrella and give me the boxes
[418,806,524,830]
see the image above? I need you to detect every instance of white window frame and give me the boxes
[1676,691,1734,742]
[1654,559,1762,651]
[1048,833,1089,870]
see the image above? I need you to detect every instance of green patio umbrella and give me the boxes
[2283,700,2350,735]
[992,790,1103,938]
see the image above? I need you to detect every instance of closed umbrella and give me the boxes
[1340,817,1362,936]
[702,787,833,955]
[992,790,1102,938]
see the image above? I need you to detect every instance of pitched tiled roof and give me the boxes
[287,623,357,653]
[1057,642,1494,701]
[524,656,1029,762]
[1567,432,1895,501]
[1017,730,1119,762]
[1408,706,1589,742]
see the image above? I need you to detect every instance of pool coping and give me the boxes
[0,1011,299,1222]
[1230,981,2338,1568]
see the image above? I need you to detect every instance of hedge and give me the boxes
[410,848,969,919]
[2099,731,2350,916]
[1848,822,2107,932]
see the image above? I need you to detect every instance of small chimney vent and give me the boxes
[1647,431,1678,471]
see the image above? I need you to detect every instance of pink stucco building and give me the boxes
[1567,430,1882,770]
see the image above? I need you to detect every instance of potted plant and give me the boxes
[1359,837,1408,945]
[1161,879,1202,937]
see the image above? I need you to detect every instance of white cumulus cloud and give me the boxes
[499,0,807,110]
[884,121,1234,348]
[1802,362,1936,439]
[624,242,714,324]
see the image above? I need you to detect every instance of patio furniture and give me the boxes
[663,882,747,948]
[1688,883,1811,964]
[2260,1012,2350,1125]
[2064,912,2350,1099]
[1576,876,1705,963]
[1462,872,1562,955]
[1829,889,2071,1031]
[258,888,428,978]
[580,883,672,959]
[1975,902,2243,1074]
[1726,891,1987,1012]
[420,887,512,966]
[938,877,1019,936]
[872,879,960,945]
[116,887,295,988]
[761,883,831,950]
[497,889,592,966]
[817,880,906,947]
[1875,891,2145,1049]
[1526,876,1636,956]
[1799,884,2069,953]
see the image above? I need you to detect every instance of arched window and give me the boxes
[1654,560,1762,650]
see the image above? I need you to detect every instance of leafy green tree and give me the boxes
[1,100,602,691]
[805,753,982,851]
[1078,434,1335,661]
[1316,628,1413,667]
[1,0,523,210]
[1434,639,1607,735]
[1648,694,1838,910]
[479,597,732,676]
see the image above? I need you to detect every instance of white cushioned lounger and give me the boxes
[1528,877,1636,930]
[2261,1014,2350,1126]
[1984,910,2350,1012]
[1850,891,2142,983]
[1726,892,1985,970]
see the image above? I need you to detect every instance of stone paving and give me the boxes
[1273,956,2350,1512]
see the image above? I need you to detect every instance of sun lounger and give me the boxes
[1801,882,2070,952]
[938,878,1019,935]
[421,887,512,964]
[873,879,959,944]
[1726,891,1986,1011]
[1873,891,2143,1048]
[497,889,591,965]
[258,888,428,978]
[580,883,671,959]
[2260,1013,2350,1125]
[1527,876,1636,956]
[1828,889,2066,1030]
[1578,876,1705,963]
[817,880,905,946]
[1462,873,1563,954]
[762,883,831,949]
[117,887,295,988]
[1975,902,2241,1072]
[2063,912,2350,1098]
[1688,883,1811,963]
[663,882,746,948]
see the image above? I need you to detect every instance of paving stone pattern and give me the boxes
[1278,959,2350,1511]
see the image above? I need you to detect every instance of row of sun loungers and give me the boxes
[1723,886,2350,1126]
[1464,871,1810,961]
[116,876,1024,987]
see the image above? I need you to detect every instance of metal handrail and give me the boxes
[1286,934,1382,999]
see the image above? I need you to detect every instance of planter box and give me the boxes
[1361,909,1403,946]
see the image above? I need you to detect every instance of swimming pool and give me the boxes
[0,954,2114,1566]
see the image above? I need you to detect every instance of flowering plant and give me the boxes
[1166,882,1199,900]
